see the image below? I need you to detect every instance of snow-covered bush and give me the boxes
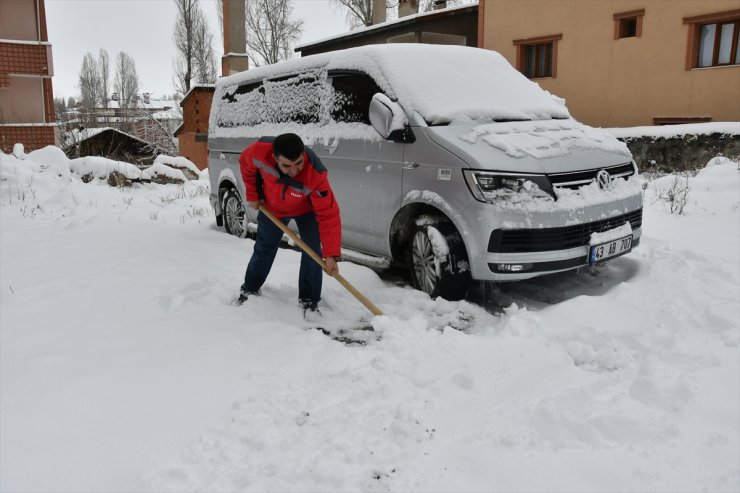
[655,173,691,215]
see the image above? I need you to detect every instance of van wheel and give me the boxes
[408,221,470,301]
[223,189,246,238]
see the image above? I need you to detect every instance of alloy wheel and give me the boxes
[224,194,245,237]
[412,230,438,295]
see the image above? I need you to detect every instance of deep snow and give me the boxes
[0,147,738,492]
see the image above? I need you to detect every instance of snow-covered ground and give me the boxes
[1,147,738,492]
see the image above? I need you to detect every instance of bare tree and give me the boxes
[193,15,218,84]
[114,51,140,109]
[78,52,100,124]
[97,48,111,108]
[330,0,374,28]
[246,0,303,67]
[173,0,216,94]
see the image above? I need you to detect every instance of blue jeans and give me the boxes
[241,211,323,304]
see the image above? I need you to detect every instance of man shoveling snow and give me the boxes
[236,133,342,317]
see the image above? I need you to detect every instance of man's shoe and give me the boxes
[299,299,319,311]
[236,289,261,305]
[300,299,321,319]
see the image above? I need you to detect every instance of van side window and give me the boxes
[264,71,323,124]
[329,72,383,125]
[217,70,325,127]
[218,81,265,127]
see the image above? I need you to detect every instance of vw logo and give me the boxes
[596,169,612,190]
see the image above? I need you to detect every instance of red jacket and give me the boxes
[239,138,342,257]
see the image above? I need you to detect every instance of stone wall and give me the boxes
[621,132,740,173]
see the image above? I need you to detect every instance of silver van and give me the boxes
[208,44,642,301]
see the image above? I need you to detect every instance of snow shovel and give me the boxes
[258,204,384,317]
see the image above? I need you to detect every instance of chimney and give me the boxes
[372,0,386,25]
[222,0,248,75]
[398,0,417,18]
[432,0,447,10]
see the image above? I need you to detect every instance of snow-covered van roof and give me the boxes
[212,44,570,126]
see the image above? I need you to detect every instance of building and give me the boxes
[0,0,57,153]
[175,85,214,170]
[480,0,740,127]
[295,2,478,56]
[62,127,156,166]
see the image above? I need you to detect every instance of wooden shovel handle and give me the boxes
[257,205,384,317]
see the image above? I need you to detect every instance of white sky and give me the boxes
[45,0,349,100]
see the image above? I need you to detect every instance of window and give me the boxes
[265,72,323,124]
[613,9,644,39]
[328,71,382,124]
[514,34,562,79]
[684,9,740,69]
[652,116,712,125]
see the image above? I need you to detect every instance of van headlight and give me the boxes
[463,169,550,203]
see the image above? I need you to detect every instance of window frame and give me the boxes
[513,34,562,79]
[683,9,740,70]
[613,9,645,40]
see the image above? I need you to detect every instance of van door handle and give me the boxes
[403,161,419,170]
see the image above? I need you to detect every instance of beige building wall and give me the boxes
[0,0,38,41]
[482,0,740,127]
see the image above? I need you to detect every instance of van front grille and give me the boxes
[549,163,635,190]
[488,208,642,253]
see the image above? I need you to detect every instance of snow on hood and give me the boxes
[458,118,631,160]
[213,44,570,129]
[425,120,632,174]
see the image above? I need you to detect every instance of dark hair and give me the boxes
[272,133,304,161]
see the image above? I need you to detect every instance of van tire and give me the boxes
[222,189,246,238]
[408,221,470,301]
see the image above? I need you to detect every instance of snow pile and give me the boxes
[0,146,212,225]
[152,154,201,178]
[1,148,738,492]
[142,162,189,182]
[645,156,740,217]
[69,155,144,180]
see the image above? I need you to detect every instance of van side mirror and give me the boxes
[369,93,410,142]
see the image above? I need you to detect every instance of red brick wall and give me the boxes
[0,126,57,154]
[39,0,49,42]
[43,77,54,122]
[177,132,208,170]
[0,43,51,83]
[182,89,214,134]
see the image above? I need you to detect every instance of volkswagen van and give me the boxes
[208,44,642,300]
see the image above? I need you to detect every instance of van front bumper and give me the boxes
[467,204,643,282]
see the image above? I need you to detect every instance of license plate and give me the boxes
[589,235,633,265]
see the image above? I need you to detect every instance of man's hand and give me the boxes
[249,199,263,210]
[324,256,339,276]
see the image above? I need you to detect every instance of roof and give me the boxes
[214,43,570,126]
[294,2,478,53]
[62,126,152,150]
[180,85,216,108]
